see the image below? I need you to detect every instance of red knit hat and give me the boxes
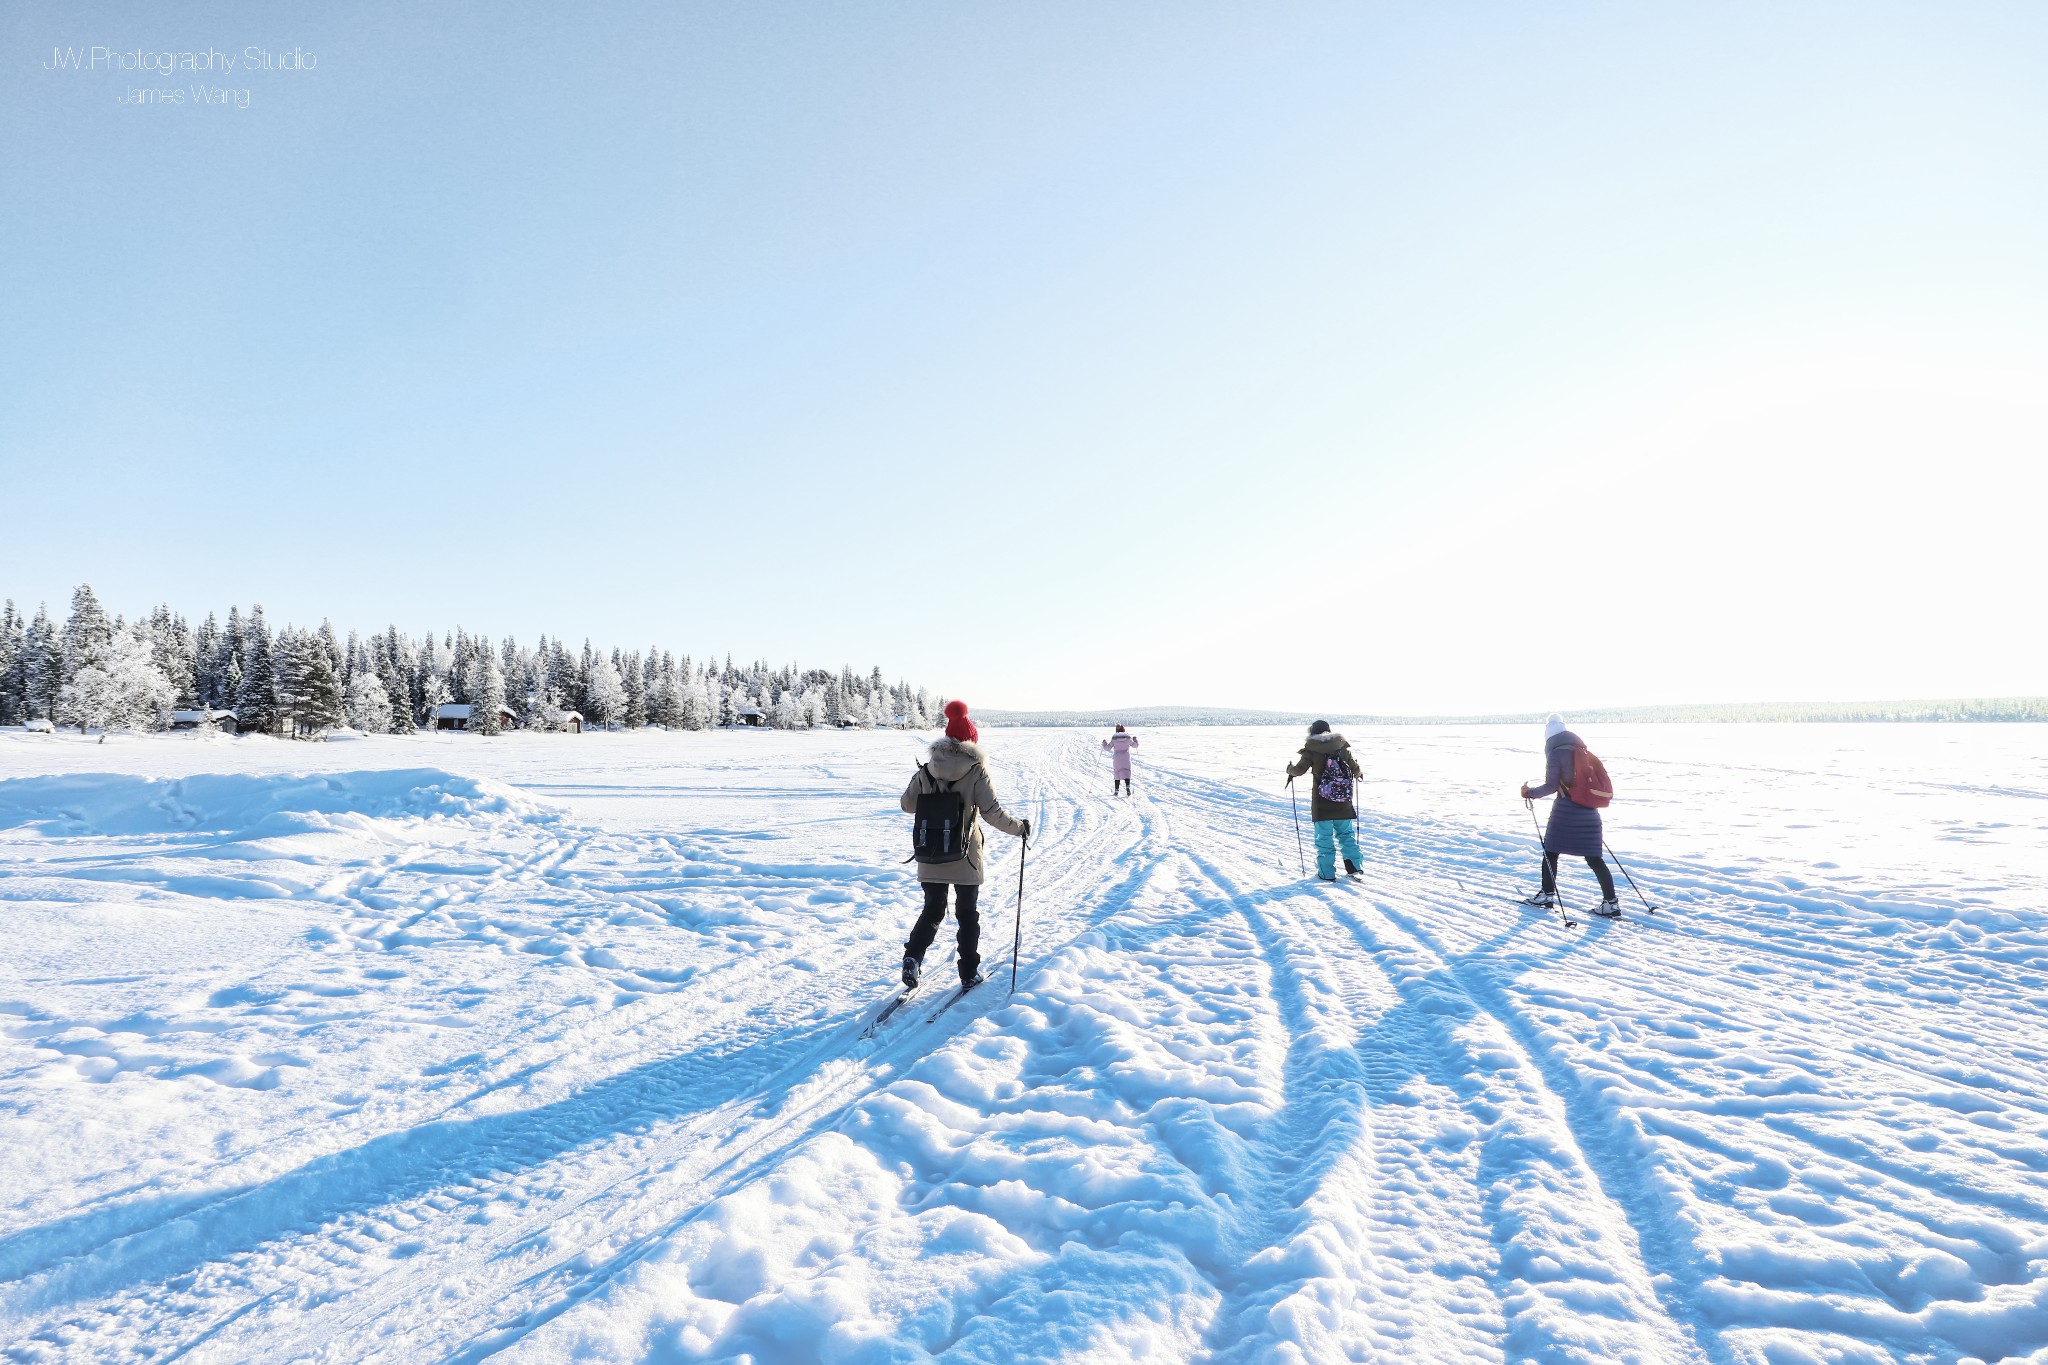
[943,699,977,742]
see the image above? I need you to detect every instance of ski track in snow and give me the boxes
[0,725,2044,1363]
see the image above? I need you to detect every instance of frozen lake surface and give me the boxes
[0,723,2043,1363]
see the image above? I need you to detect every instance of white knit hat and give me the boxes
[1543,713,1567,740]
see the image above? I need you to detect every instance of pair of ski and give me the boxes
[858,971,988,1040]
[1511,893,1637,930]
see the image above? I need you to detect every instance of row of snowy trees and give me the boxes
[0,586,946,738]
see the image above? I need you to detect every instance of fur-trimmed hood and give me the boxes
[902,736,1025,884]
[925,736,986,783]
[1302,731,1350,757]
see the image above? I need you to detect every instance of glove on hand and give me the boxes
[1020,818,1032,841]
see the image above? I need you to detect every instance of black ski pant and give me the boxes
[1543,851,1616,900]
[906,881,980,982]
[1114,778,1130,795]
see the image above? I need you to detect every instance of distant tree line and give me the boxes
[979,698,2048,727]
[0,586,946,738]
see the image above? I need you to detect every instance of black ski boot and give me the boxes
[902,954,921,989]
[1343,859,1361,878]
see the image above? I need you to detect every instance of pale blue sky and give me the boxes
[4,3,2043,713]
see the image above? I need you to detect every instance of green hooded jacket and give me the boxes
[1287,732,1361,822]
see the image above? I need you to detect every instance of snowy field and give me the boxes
[0,723,2043,1364]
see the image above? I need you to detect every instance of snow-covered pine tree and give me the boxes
[371,633,411,733]
[451,629,476,705]
[382,626,417,730]
[769,686,805,729]
[622,649,646,728]
[300,629,344,734]
[644,651,676,728]
[315,621,343,696]
[23,607,59,722]
[424,632,455,718]
[517,643,549,729]
[58,625,173,738]
[701,670,722,730]
[345,668,391,732]
[541,640,565,713]
[571,640,593,718]
[586,653,626,731]
[420,672,453,727]
[194,613,223,709]
[221,606,246,712]
[683,654,703,728]
[270,628,307,736]
[343,630,364,691]
[148,606,199,708]
[60,584,113,688]
[676,666,705,730]
[471,643,508,735]
[237,607,279,735]
[0,602,22,726]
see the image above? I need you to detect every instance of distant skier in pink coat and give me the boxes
[1102,725,1138,796]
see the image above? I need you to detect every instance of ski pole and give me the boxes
[1603,841,1659,914]
[1009,833,1027,994]
[1527,798,1573,927]
[1287,778,1305,875]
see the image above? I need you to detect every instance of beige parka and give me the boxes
[900,737,1028,885]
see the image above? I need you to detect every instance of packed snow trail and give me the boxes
[0,726,2043,1362]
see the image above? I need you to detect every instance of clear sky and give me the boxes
[3,3,2043,715]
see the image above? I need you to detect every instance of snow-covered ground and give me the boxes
[0,723,2043,1364]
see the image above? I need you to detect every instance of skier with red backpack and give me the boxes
[1285,720,1364,881]
[1520,713,1621,916]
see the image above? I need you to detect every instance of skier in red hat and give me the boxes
[897,700,1029,989]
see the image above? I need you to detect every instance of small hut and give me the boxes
[434,702,517,732]
[548,709,585,734]
[734,707,767,728]
[169,708,239,733]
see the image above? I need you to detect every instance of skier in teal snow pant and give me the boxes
[1286,720,1364,881]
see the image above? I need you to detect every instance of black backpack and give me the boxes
[911,764,972,863]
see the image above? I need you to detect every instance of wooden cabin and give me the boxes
[434,702,518,731]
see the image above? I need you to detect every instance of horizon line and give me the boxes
[974,695,2048,725]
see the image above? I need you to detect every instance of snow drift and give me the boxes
[0,768,559,839]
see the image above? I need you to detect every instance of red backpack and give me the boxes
[1561,746,1613,809]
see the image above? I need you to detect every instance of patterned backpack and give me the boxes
[1316,753,1354,805]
